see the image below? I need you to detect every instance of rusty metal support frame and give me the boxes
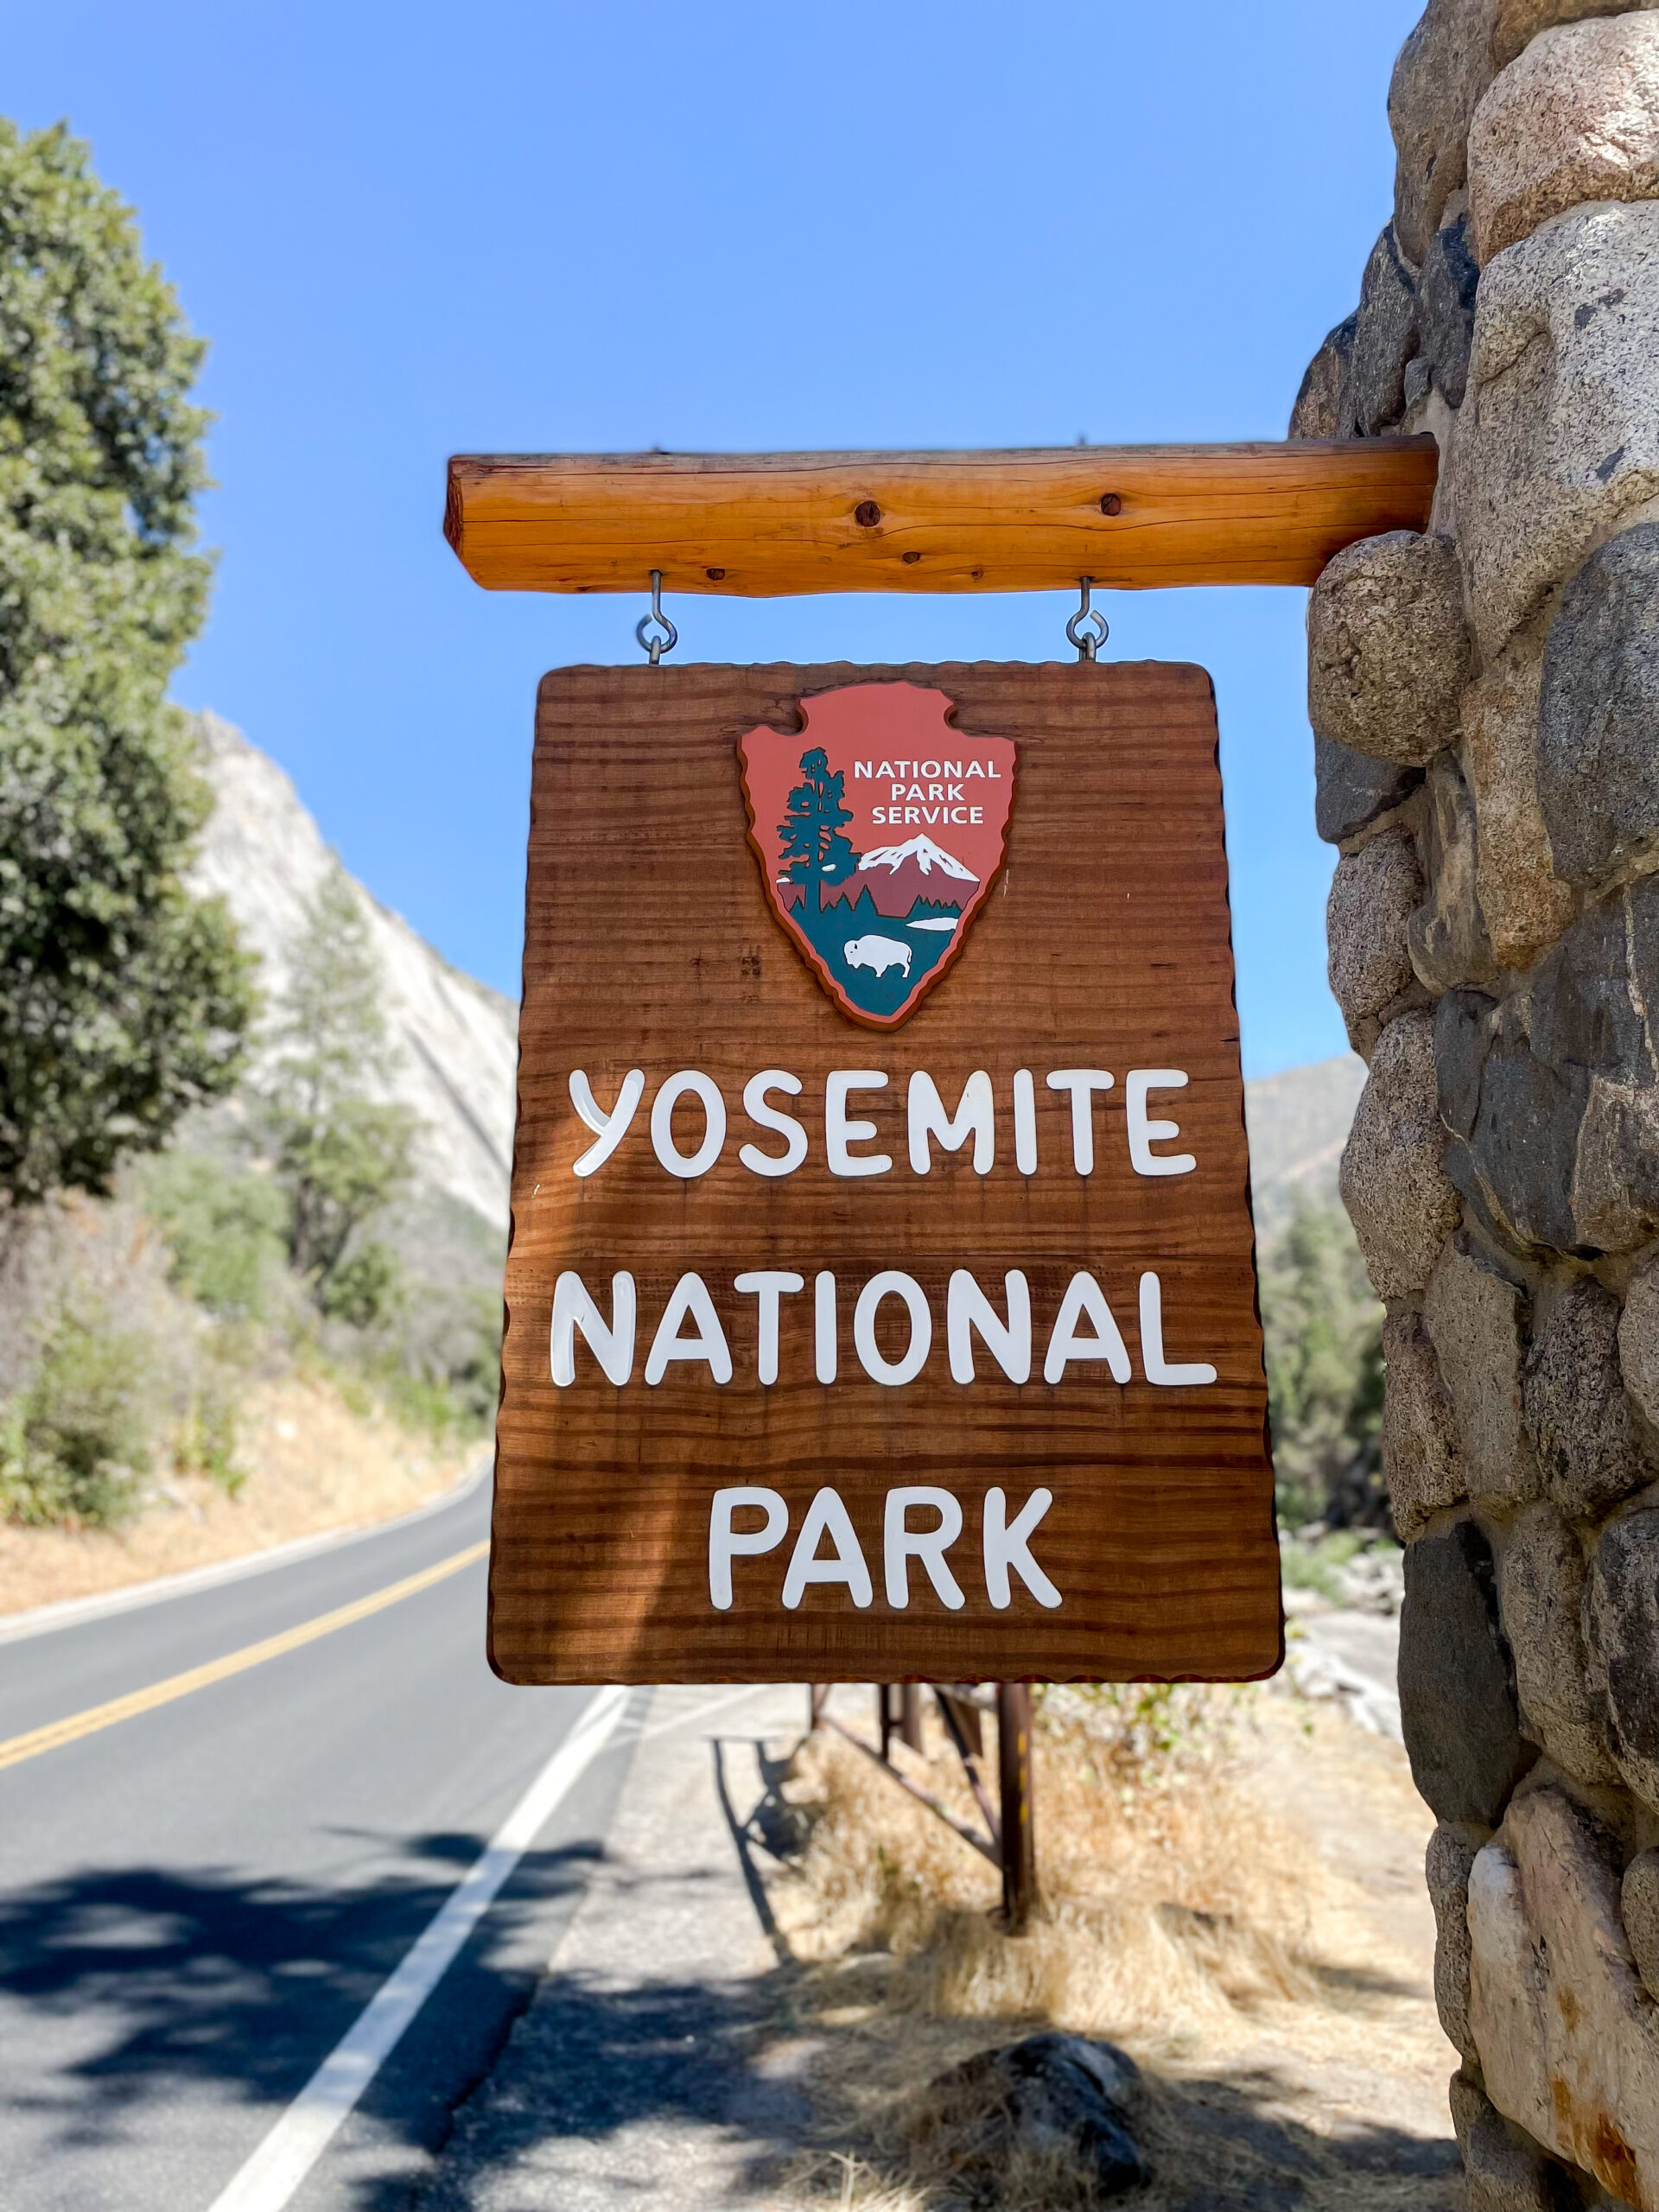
[808,1684,1040,1929]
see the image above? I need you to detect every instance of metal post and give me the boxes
[899,1683,925,1753]
[996,1683,1039,1931]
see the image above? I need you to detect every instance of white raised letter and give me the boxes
[826,1071,892,1177]
[1042,1272,1132,1385]
[884,1487,966,1609]
[1139,1271,1217,1385]
[983,1487,1063,1608]
[1013,1068,1038,1175]
[1126,1070,1195,1176]
[551,1270,636,1386]
[570,1069,645,1178]
[907,1070,994,1174]
[947,1270,1031,1383]
[1046,1069,1115,1174]
[709,1488,788,1609]
[650,1071,727,1179]
[734,1270,804,1385]
[781,1488,873,1608]
[644,1273,733,1384]
[739,1071,808,1177]
[854,1272,932,1385]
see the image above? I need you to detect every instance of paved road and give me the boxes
[0,1471,637,2212]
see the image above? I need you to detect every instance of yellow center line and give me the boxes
[0,1540,490,1776]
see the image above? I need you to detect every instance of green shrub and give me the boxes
[1260,1198,1385,1529]
[172,1368,244,1497]
[0,1309,156,1527]
[138,1152,288,1319]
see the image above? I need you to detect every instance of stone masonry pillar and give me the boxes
[1292,3,1659,2204]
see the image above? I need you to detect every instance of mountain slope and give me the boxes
[188,712,518,1231]
[1244,1054,1366,1235]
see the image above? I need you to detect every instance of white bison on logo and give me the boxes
[842,933,912,978]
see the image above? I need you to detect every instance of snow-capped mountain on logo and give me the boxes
[737,682,1017,1027]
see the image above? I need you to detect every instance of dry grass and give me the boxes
[0,1374,476,1617]
[768,1688,1458,2211]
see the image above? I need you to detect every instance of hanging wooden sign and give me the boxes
[489,659,1280,1686]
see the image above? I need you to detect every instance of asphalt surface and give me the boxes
[0,1471,638,2212]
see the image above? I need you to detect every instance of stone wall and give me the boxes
[1292,6,1659,2205]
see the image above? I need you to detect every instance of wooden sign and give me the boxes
[490,661,1281,1685]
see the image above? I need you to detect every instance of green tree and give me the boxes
[263,868,416,1321]
[0,122,253,1205]
[779,747,857,911]
[1261,1198,1386,1529]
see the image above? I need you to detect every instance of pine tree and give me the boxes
[778,747,858,911]
[0,123,252,1205]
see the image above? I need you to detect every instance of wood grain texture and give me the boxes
[491,662,1281,1685]
[445,442,1438,597]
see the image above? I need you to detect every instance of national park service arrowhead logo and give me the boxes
[738,682,1015,1027]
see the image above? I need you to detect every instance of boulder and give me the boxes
[1308,532,1471,766]
[1382,1306,1469,1539]
[1327,829,1425,1056]
[1626,1851,1659,2001]
[1427,1821,1488,2057]
[1419,214,1482,408]
[1467,1789,1659,2206]
[1539,523,1659,889]
[1422,1236,1536,1503]
[1498,1502,1618,1783]
[1618,1251,1659,1427]
[1289,314,1357,440]
[1493,0,1659,73]
[1470,15,1659,263]
[926,2033,1150,2202]
[1341,1010,1464,1298]
[1399,1516,1533,1825]
[1453,198,1659,660]
[1585,1508,1659,1811]
[1523,1279,1652,1518]
[1351,226,1424,436]
[1408,753,1501,992]
[1449,2070,1567,2212]
[1390,0,1499,264]
[1460,639,1577,969]
[1313,736,1422,845]
[1437,989,1587,1255]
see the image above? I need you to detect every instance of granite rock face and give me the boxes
[1460,639,1576,968]
[1493,0,1659,73]
[1383,1307,1469,1539]
[1585,1509,1659,1810]
[1539,524,1659,890]
[1308,533,1471,765]
[1427,1822,1486,2057]
[1408,754,1501,992]
[1342,1010,1464,1298]
[1328,830,1425,1055]
[1420,214,1482,408]
[1498,1503,1618,1782]
[1617,1252,1659,1428]
[1626,1851,1659,2000]
[1449,2070,1567,2212]
[1351,226,1424,435]
[1423,1237,1535,1503]
[1391,0,1499,263]
[1470,14,1659,263]
[1467,1789,1659,2207]
[1523,1279,1652,1518]
[1313,736,1422,845]
[1400,1517,1533,1824]
[1289,314,1357,439]
[1454,199,1659,659]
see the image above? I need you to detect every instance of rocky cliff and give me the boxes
[188,712,518,1232]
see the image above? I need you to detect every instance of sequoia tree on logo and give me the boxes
[739,682,1017,1027]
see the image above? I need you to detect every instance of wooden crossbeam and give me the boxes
[443,439,1437,597]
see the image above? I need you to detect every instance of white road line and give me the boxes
[206,1682,632,2212]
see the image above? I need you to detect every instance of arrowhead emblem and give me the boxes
[738,682,1016,1027]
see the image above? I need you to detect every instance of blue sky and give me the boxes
[10,1,1421,1075]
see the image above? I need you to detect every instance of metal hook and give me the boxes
[1065,576,1109,663]
[635,570,678,665]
